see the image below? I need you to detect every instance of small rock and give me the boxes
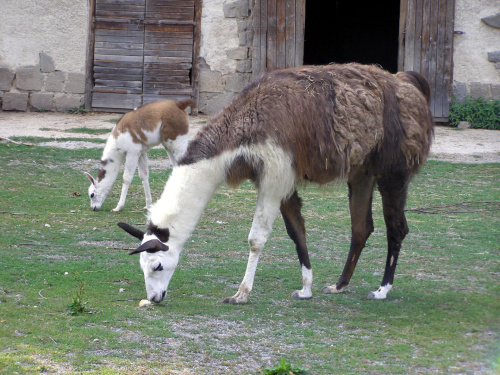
[457,121,471,129]
[139,299,151,307]
[45,223,51,228]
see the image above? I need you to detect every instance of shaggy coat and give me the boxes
[119,63,434,304]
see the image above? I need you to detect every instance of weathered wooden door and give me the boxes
[252,0,306,77]
[91,0,200,112]
[398,0,455,121]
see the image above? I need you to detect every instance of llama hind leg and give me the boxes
[223,191,282,304]
[112,152,139,212]
[323,169,375,295]
[367,173,410,299]
[280,190,313,300]
[137,153,152,210]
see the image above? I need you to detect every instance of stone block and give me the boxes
[491,84,500,101]
[65,72,85,94]
[45,71,66,92]
[236,59,252,73]
[2,92,29,111]
[198,92,235,115]
[30,92,54,111]
[40,52,55,73]
[16,66,42,91]
[225,72,250,92]
[54,94,84,112]
[452,81,469,102]
[469,82,490,99]
[487,51,500,62]
[0,68,15,91]
[223,0,249,18]
[227,47,249,60]
[481,13,500,29]
[199,68,225,93]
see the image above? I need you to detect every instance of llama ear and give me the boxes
[84,172,97,187]
[128,239,169,255]
[117,222,145,240]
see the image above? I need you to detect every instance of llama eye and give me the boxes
[90,193,95,198]
[153,263,164,272]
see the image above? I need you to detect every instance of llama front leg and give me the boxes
[137,153,152,210]
[223,192,282,304]
[366,174,410,299]
[112,152,139,212]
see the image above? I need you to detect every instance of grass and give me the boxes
[0,141,499,374]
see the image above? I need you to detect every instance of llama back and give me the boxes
[180,64,434,182]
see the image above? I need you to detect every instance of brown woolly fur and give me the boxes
[180,63,434,184]
[112,100,193,144]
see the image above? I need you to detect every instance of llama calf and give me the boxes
[118,63,434,304]
[85,99,194,212]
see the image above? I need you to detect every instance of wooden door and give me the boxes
[252,0,306,77]
[398,0,455,121]
[91,0,200,112]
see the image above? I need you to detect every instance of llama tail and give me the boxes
[176,99,196,111]
[396,71,431,104]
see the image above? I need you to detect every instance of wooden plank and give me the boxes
[85,0,96,110]
[420,0,431,77]
[276,0,286,69]
[95,21,144,31]
[404,0,415,71]
[260,0,268,72]
[147,0,194,5]
[434,0,447,118]
[92,92,142,110]
[413,0,423,73]
[285,0,296,69]
[267,0,277,70]
[144,50,193,58]
[144,36,193,44]
[95,47,144,56]
[295,0,305,66]
[144,43,192,51]
[144,56,192,64]
[441,0,455,119]
[428,0,439,116]
[94,54,143,62]
[252,0,262,76]
[397,0,407,71]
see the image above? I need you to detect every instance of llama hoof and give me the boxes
[291,290,312,300]
[223,296,247,305]
[111,207,122,212]
[366,285,392,300]
[321,285,344,294]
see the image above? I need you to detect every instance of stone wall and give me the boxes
[197,0,253,114]
[453,0,500,101]
[0,53,85,112]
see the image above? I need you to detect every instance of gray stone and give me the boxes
[0,67,15,91]
[236,59,252,73]
[30,92,54,111]
[40,52,55,73]
[45,71,66,92]
[199,68,225,93]
[487,51,500,63]
[65,72,85,94]
[225,72,250,92]
[495,62,500,70]
[469,82,491,99]
[491,84,500,101]
[481,13,500,29]
[223,0,249,18]
[2,92,29,111]
[54,94,84,112]
[457,121,471,129]
[453,81,469,102]
[198,92,235,115]
[16,66,42,91]
[227,47,249,60]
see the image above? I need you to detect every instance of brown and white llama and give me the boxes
[85,99,194,211]
[118,63,434,304]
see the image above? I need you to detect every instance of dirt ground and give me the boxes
[0,111,499,164]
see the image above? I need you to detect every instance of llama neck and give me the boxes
[96,138,122,197]
[148,158,225,248]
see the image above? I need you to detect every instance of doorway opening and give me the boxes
[303,0,401,73]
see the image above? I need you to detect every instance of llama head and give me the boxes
[117,222,178,303]
[84,172,105,211]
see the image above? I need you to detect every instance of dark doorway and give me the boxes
[303,0,401,73]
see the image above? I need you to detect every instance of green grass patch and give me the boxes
[65,127,111,135]
[0,142,499,374]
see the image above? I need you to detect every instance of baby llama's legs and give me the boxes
[112,152,140,212]
[137,152,152,210]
